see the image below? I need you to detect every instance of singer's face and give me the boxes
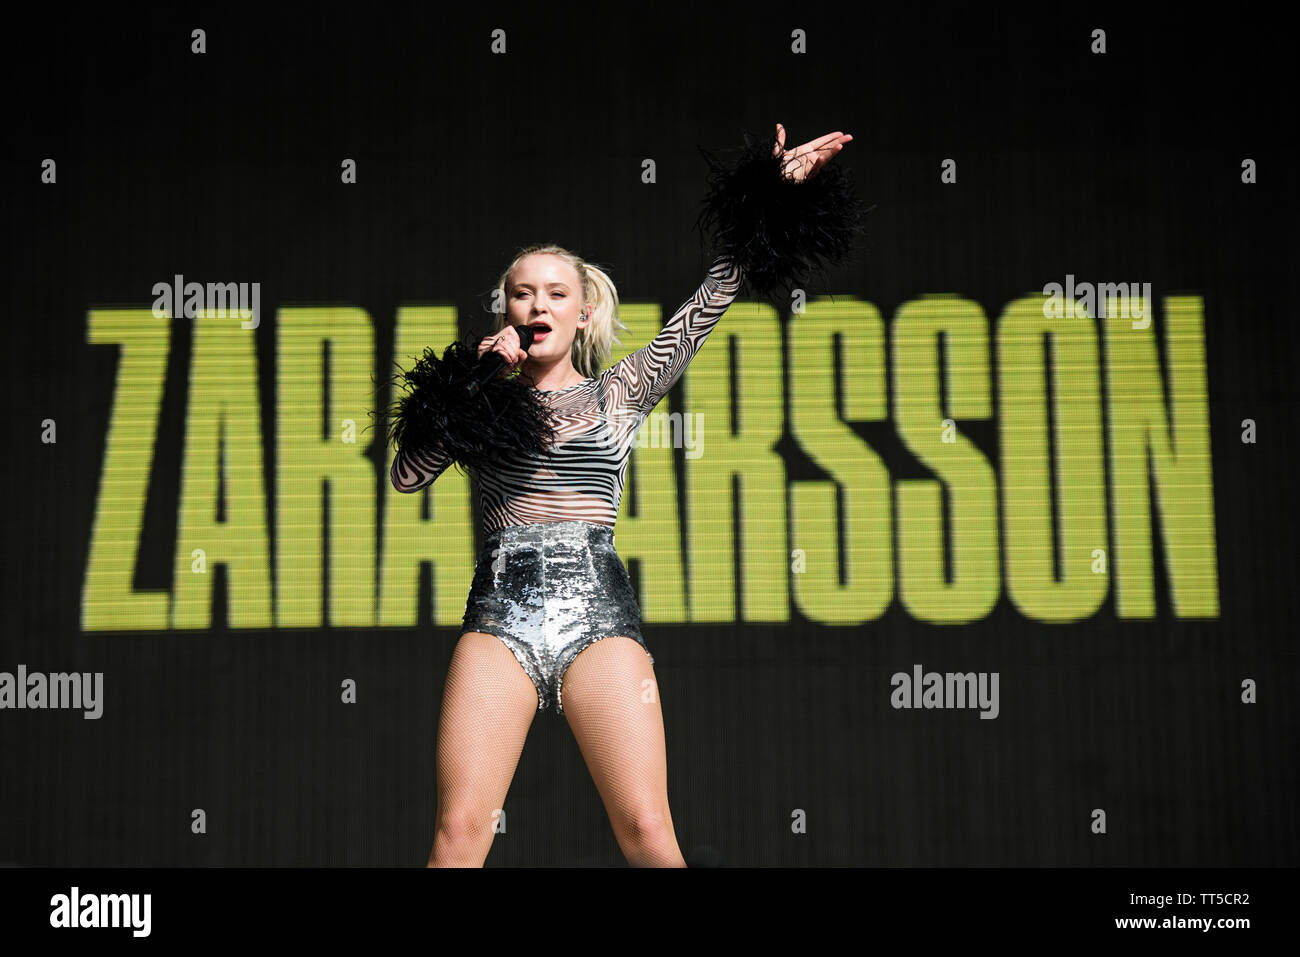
[505,254,586,360]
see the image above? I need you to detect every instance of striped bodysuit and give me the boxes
[389,255,743,520]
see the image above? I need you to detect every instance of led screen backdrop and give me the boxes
[2,6,1296,866]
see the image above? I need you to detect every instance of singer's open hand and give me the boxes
[478,328,529,376]
[773,123,853,183]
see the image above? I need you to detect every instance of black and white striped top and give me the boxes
[390,255,743,531]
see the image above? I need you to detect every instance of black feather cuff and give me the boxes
[694,127,872,301]
[383,333,558,474]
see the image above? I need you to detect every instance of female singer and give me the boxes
[390,124,858,866]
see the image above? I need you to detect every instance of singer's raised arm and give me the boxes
[608,255,743,420]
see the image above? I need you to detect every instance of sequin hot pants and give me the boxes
[460,520,654,715]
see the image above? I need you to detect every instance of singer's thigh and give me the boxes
[434,632,539,834]
[560,636,671,830]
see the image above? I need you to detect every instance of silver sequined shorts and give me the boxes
[460,520,654,715]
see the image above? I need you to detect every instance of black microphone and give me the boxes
[464,324,536,397]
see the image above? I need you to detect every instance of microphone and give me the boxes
[464,324,536,397]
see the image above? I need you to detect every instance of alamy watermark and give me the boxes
[49,886,150,936]
[627,410,704,458]
[582,409,706,458]
[1042,273,1152,327]
[0,665,103,719]
[152,274,260,329]
[890,663,999,719]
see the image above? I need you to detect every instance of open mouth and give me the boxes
[530,323,552,341]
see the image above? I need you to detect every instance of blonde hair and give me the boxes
[491,244,627,380]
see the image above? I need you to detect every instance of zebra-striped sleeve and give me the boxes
[613,256,743,418]
[390,442,453,492]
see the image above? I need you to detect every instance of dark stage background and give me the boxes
[2,4,1296,866]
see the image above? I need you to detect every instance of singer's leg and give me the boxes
[559,635,685,867]
[428,631,540,867]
